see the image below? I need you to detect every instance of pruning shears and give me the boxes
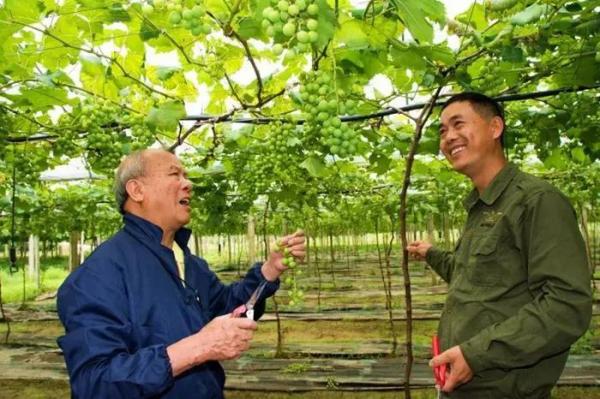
[232,280,268,320]
[432,335,446,399]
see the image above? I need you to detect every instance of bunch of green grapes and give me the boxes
[277,240,304,306]
[486,0,518,11]
[246,150,272,194]
[472,59,502,91]
[261,0,320,53]
[78,99,132,172]
[79,99,115,129]
[53,101,153,161]
[230,146,272,199]
[143,0,211,36]
[264,121,302,173]
[298,70,361,158]
[120,113,155,150]
[260,120,308,184]
[52,126,81,158]
[85,129,126,171]
[10,146,49,183]
[231,121,303,197]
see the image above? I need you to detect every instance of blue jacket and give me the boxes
[57,213,279,398]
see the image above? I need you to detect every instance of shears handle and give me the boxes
[432,335,447,388]
[232,304,247,318]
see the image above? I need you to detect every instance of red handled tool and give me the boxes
[432,335,446,398]
[232,280,268,320]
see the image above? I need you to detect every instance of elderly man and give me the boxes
[408,92,592,398]
[57,149,305,398]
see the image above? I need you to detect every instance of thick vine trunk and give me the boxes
[69,231,81,272]
[427,216,438,286]
[236,236,243,278]
[227,234,232,266]
[328,231,335,262]
[580,204,593,274]
[328,231,336,287]
[27,234,40,290]
[195,235,201,257]
[376,218,397,355]
[399,87,442,398]
[262,201,283,355]
[0,275,10,343]
[42,240,47,260]
[247,215,256,266]
[315,228,322,308]
[272,296,284,357]
[345,233,351,274]
[305,230,311,268]
[384,219,398,355]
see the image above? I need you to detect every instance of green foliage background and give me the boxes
[0,0,598,243]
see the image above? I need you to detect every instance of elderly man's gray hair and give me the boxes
[114,151,147,214]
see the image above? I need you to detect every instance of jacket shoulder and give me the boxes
[187,254,212,275]
[59,230,133,289]
[512,169,577,221]
[513,169,564,200]
[83,231,134,266]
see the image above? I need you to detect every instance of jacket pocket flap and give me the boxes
[473,236,498,255]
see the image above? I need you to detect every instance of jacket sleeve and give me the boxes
[460,190,593,373]
[57,260,174,399]
[199,260,280,320]
[426,246,456,283]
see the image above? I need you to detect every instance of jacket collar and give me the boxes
[123,213,192,251]
[463,162,519,210]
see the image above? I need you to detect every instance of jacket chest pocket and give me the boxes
[468,233,503,287]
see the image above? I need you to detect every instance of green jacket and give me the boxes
[426,163,592,399]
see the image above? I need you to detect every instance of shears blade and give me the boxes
[232,280,268,319]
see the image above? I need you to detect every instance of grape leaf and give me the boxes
[146,101,186,131]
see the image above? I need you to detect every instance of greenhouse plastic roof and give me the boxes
[40,158,104,182]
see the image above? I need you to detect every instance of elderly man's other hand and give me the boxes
[261,230,306,282]
[167,314,257,376]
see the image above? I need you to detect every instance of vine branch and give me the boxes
[6,85,600,144]
[8,19,176,100]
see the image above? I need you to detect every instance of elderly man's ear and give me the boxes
[125,179,145,203]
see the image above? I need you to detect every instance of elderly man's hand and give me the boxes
[261,230,306,282]
[430,345,474,392]
[167,314,257,376]
[195,314,257,360]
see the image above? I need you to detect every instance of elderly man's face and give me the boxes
[139,151,192,232]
